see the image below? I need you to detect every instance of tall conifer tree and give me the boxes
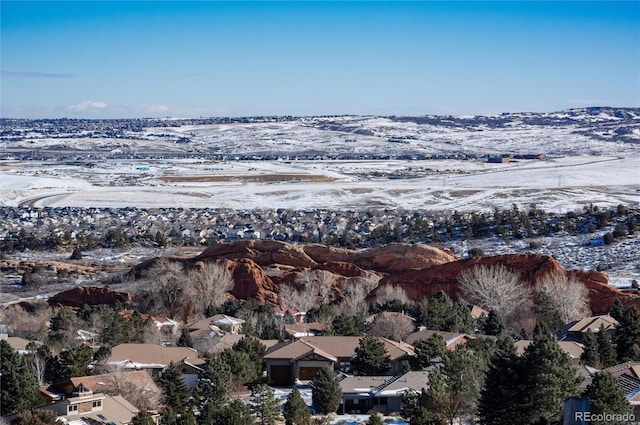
[311,366,341,415]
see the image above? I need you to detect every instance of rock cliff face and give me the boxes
[196,240,456,272]
[48,285,132,308]
[376,253,639,314]
[121,241,640,315]
[190,241,640,314]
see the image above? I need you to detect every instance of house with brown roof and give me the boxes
[105,343,204,387]
[514,340,585,364]
[405,330,478,351]
[563,315,619,342]
[600,362,640,406]
[21,384,149,425]
[264,336,414,386]
[0,335,42,354]
[186,314,246,339]
[40,370,161,407]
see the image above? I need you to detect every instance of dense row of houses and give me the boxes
[1,310,636,422]
[0,205,414,248]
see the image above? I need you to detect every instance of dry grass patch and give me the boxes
[157,173,336,183]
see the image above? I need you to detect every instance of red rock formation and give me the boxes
[48,285,132,308]
[222,258,279,305]
[197,240,456,274]
[377,254,640,314]
[127,241,640,316]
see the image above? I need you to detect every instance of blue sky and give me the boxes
[1,1,638,118]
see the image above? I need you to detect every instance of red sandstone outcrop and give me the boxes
[126,241,640,315]
[196,240,456,274]
[377,254,640,314]
[48,285,132,308]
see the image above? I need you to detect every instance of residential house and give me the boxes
[105,343,204,388]
[119,309,179,342]
[0,335,42,355]
[264,336,414,386]
[338,370,432,414]
[598,362,640,413]
[283,322,326,339]
[186,314,245,338]
[562,314,619,342]
[274,306,307,324]
[405,330,476,351]
[40,370,161,407]
[22,384,147,425]
[514,340,585,365]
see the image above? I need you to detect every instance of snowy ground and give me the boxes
[1,113,639,293]
[1,155,638,213]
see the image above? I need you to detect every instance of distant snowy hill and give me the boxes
[2,107,639,158]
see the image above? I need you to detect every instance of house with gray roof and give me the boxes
[338,370,433,414]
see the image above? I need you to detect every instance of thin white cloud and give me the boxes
[69,101,107,112]
[1,70,73,78]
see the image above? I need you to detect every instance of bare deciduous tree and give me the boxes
[189,261,235,314]
[279,269,337,312]
[0,306,51,342]
[535,272,591,323]
[341,272,380,316]
[375,284,410,305]
[101,366,162,411]
[368,313,415,341]
[458,264,531,332]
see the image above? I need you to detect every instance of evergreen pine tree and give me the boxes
[615,306,640,361]
[478,342,525,425]
[581,329,601,368]
[176,328,193,348]
[442,345,483,422]
[195,355,231,408]
[250,383,280,425]
[583,371,633,425]
[311,366,342,415]
[220,349,259,386]
[596,325,617,368]
[482,310,504,336]
[413,367,449,425]
[351,335,391,375]
[232,335,266,380]
[158,362,191,415]
[208,399,255,425]
[533,291,563,334]
[58,344,93,380]
[0,340,42,416]
[609,299,626,322]
[331,313,366,336]
[132,410,156,425]
[424,291,454,331]
[451,300,475,333]
[283,387,311,425]
[521,330,583,424]
[411,334,446,370]
[367,412,384,425]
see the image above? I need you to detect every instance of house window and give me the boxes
[93,400,102,408]
[68,404,78,414]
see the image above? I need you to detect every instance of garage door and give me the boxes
[270,365,293,386]
[299,367,322,381]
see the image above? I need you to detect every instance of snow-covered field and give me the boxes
[2,110,639,212]
[1,110,639,288]
[1,154,638,213]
